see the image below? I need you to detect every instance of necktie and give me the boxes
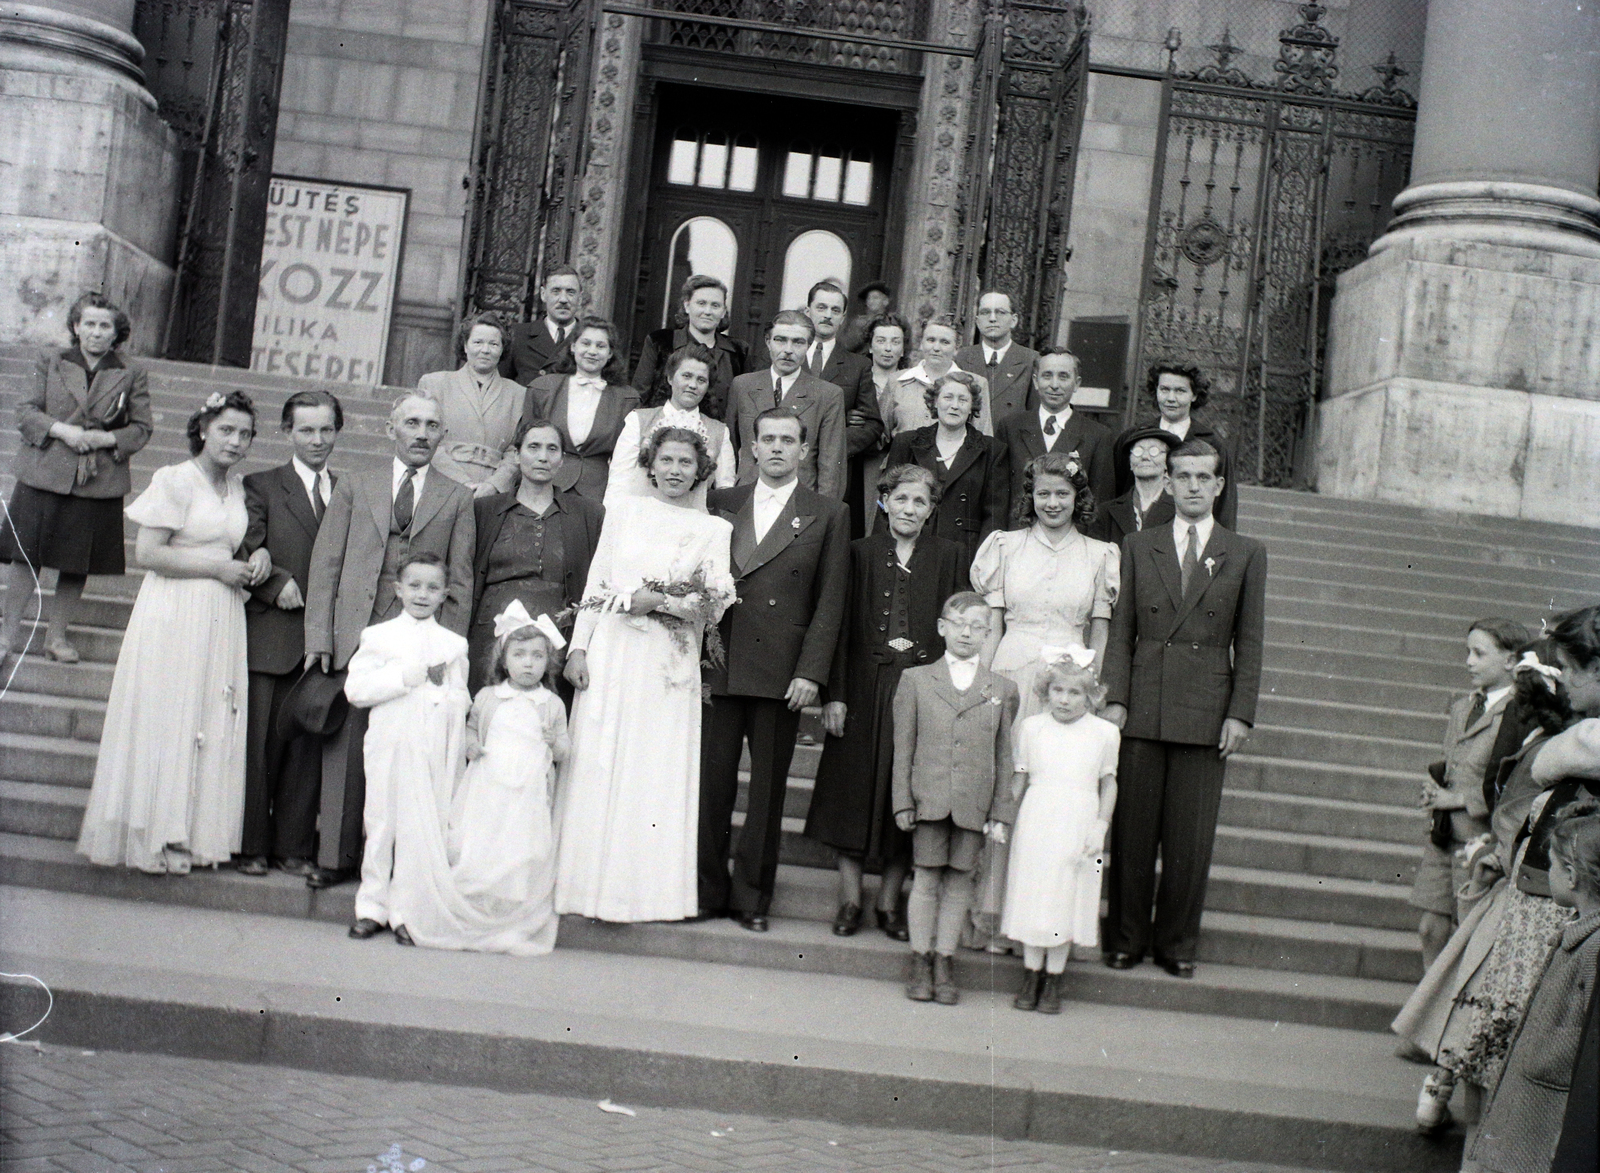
[1465,692,1486,729]
[1043,414,1058,438]
[394,468,417,533]
[986,353,999,394]
[556,323,569,346]
[772,376,784,409]
[311,473,326,524]
[809,344,824,375]
[1180,524,1200,595]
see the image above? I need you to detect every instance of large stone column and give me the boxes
[0,1,180,353]
[1318,0,1600,524]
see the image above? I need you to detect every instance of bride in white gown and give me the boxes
[554,425,735,921]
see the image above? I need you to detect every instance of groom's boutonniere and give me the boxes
[791,517,803,530]
[1204,557,1217,577]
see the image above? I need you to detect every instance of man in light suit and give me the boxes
[726,310,847,499]
[993,348,1115,511]
[955,290,1039,421]
[803,281,882,536]
[1100,437,1266,979]
[701,409,850,931]
[499,264,582,385]
[237,390,342,879]
[303,392,476,888]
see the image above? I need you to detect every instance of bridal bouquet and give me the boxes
[565,566,736,671]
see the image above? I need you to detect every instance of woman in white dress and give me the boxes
[604,344,736,511]
[555,426,735,921]
[77,392,265,874]
[967,450,1119,949]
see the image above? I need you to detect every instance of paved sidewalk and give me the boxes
[0,1046,1314,1173]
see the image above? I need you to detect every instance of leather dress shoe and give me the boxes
[348,918,384,940]
[1157,957,1196,979]
[236,855,269,876]
[832,902,862,936]
[306,866,353,890]
[276,857,315,878]
[393,925,416,946]
[736,912,769,933]
[1104,951,1141,970]
[876,907,910,942]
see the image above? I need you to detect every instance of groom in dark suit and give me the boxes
[701,409,850,930]
[236,390,342,877]
[1100,437,1266,978]
[993,348,1115,509]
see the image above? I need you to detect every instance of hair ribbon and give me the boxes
[1516,649,1560,683]
[1040,643,1095,669]
[493,599,567,650]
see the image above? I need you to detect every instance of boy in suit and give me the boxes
[893,592,1020,1005]
[726,311,847,499]
[701,409,850,930]
[1101,438,1266,978]
[304,392,475,888]
[1411,617,1528,966]
[237,390,342,876]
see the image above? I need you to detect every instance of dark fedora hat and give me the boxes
[277,664,349,740]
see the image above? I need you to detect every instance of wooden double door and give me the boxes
[631,84,902,351]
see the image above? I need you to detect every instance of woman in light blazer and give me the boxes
[0,292,153,671]
[418,312,525,499]
[521,316,638,502]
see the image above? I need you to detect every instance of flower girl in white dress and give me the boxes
[447,600,570,956]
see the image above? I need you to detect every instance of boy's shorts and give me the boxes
[1409,839,1470,919]
[912,818,984,871]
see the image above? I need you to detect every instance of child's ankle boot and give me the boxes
[933,953,960,1005]
[906,952,935,1002]
[1415,1070,1454,1132]
[1037,973,1062,1014]
[1013,968,1041,1011]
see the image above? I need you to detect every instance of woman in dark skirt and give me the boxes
[804,463,969,940]
[0,292,152,672]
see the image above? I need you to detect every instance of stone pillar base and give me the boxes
[0,4,179,352]
[1319,236,1600,526]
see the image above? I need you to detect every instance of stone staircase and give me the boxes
[2,345,1599,1038]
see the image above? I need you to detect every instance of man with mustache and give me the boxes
[303,393,475,889]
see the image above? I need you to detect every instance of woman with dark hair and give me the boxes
[467,416,605,692]
[522,315,638,502]
[965,450,1118,951]
[884,370,1007,565]
[1,292,153,671]
[1112,361,1235,528]
[605,343,736,510]
[418,311,524,498]
[804,463,968,938]
[77,391,267,874]
[631,275,750,421]
[554,426,735,922]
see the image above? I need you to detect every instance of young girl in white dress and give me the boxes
[1003,651,1120,1014]
[446,600,570,955]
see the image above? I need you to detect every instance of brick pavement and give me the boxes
[0,1046,1316,1173]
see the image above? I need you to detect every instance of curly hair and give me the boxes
[865,313,912,367]
[549,315,629,384]
[1032,658,1107,710]
[922,369,982,424]
[186,390,257,456]
[1514,638,1573,737]
[877,462,942,507]
[67,291,131,350]
[1013,451,1095,530]
[1548,605,1600,672]
[640,425,717,487]
[454,311,507,362]
[1146,361,1211,412]
[491,625,562,689]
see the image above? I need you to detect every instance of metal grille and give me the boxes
[1133,2,1416,488]
[650,0,925,72]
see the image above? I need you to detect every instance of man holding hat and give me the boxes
[1088,426,1177,546]
[236,390,343,879]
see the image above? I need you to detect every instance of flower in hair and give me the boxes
[204,391,227,410]
[1041,643,1095,669]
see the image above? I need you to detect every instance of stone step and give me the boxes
[1264,615,1486,664]
[1205,865,1413,932]
[0,654,115,701]
[0,691,103,742]
[1263,572,1570,626]
[1266,552,1589,611]
[1254,694,1443,743]
[1237,485,1600,547]
[1221,787,1424,846]
[1243,511,1600,567]
[1262,533,1600,590]
[0,780,85,840]
[0,731,96,787]
[1265,642,1465,689]
[1198,910,1420,984]
[1226,754,1422,808]
[1266,594,1492,641]
[1246,723,1436,773]
[1211,824,1415,886]
[1261,665,1456,712]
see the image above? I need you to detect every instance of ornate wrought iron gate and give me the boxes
[1132,4,1416,487]
[135,0,291,366]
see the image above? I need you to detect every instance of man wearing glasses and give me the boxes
[956,291,1039,421]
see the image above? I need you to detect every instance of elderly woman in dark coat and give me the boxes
[0,292,153,671]
[469,417,605,692]
[803,464,969,940]
[883,370,1008,566]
